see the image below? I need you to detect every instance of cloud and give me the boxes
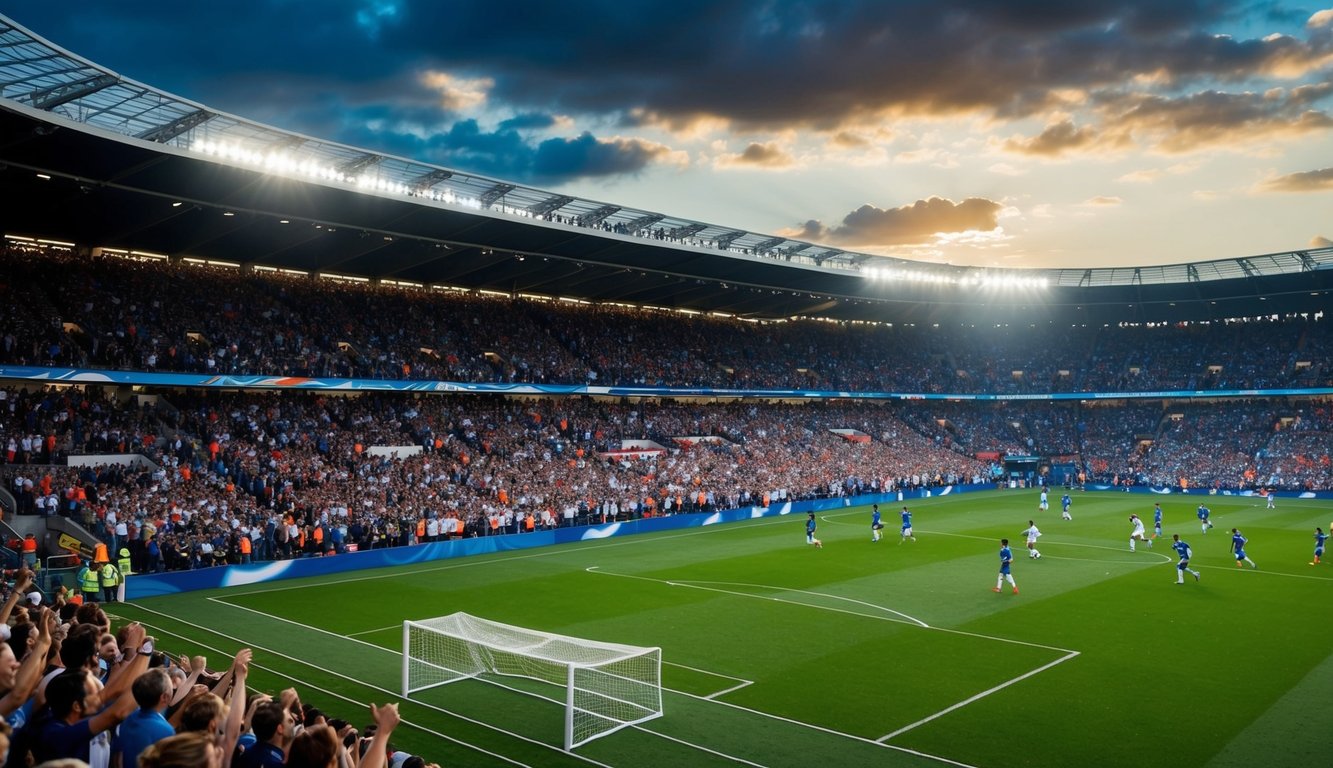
[327,117,681,184]
[1004,120,1098,156]
[529,133,683,182]
[1311,235,1333,247]
[419,71,493,111]
[41,0,1322,135]
[1261,167,1333,192]
[1099,85,1333,152]
[1082,195,1124,206]
[786,196,1004,246]
[717,142,795,168]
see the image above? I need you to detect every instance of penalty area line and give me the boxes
[877,649,1081,742]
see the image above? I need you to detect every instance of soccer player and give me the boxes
[1230,528,1256,568]
[1023,520,1042,559]
[899,506,916,544]
[1060,493,1072,521]
[1129,514,1153,551]
[1170,534,1201,584]
[871,504,883,543]
[1152,503,1163,539]
[994,538,1018,594]
[1196,503,1213,534]
[1038,488,1049,513]
[1310,527,1326,566]
[1265,491,1276,509]
[806,512,822,548]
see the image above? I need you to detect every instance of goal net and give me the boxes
[402,612,663,750]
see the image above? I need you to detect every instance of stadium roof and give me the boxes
[2,13,1332,325]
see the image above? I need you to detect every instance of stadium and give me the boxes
[0,8,1331,768]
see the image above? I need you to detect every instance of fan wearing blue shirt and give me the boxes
[1170,534,1200,584]
[114,668,176,768]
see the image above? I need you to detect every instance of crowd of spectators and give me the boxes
[5,244,1333,394]
[0,567,420,768]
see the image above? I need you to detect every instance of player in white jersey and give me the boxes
[1128,514,1152,551]
[1038,488,1049,512]
[1023,520,1043,559]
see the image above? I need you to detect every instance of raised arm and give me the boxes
[219,648,251,768]
[0,571,33,627]
[357,703,400,768]
[0,605,54,716]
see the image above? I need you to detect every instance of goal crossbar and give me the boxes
[402,612,663,750]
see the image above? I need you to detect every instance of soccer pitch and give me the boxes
[110,491,1333,768]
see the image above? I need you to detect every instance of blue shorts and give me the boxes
[999,565,1011,575]
[1234,550,1247,560]
[1177,559,1191,570]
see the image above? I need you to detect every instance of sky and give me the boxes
[12,1,1333,269]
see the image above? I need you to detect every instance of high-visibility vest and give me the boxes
[99,563,120,587]
[239,536,252,555]
[79,566,100,594]
[118,554,133,575]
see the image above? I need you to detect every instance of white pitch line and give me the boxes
[668,578,930,627]
[347,624,400,637]
[876,650,1081,742]
[663,659,751,683]
[702,680,753,700]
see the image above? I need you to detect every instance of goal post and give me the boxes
[402,613,663,750]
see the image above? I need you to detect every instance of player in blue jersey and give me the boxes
[1153,503,1163,539]
[1311,527,1326,566]
[1170,534,1201,584]
[1230,528,1256,568]
[871,504,883,543]
[1196,503,1213,534]
[1060,493,1072,521]
[994,539,1018,594]
[806,512,822,548]
[899,506,916,544]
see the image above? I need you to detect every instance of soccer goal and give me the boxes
[402,612,663,750]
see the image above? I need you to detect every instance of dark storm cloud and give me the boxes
[21,1,1333,130]
[332,118,669,183]
[791,197,1004,246]
[12,1,1333,181]
[365,0,1333,128]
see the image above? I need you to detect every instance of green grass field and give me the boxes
[109,490,1333,768]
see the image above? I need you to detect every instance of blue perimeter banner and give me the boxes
[3,365,1333,401]
[122,482,1329,599]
